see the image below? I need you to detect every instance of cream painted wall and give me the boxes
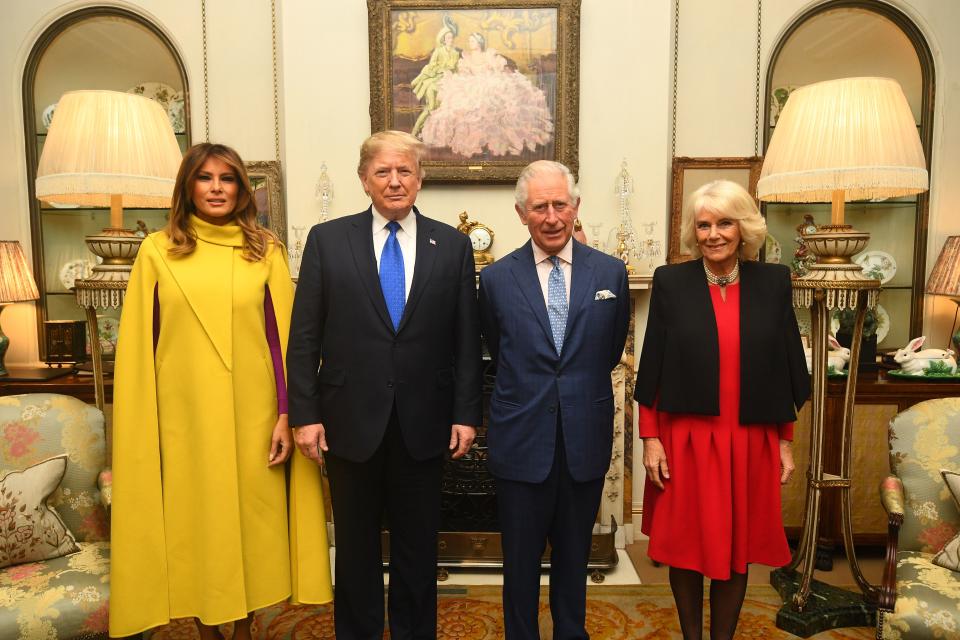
[2,0,959,541]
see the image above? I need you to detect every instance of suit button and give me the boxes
[387,380,394,389]
[548,406,556,414]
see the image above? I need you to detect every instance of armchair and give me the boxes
[878,396,960,639]
[0,393,110,639]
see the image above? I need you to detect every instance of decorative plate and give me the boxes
[888,369,960,381]
[854,250,897,284]
[765,233,782,264]
[830,304,890,344]
[127,82,185,133]
[59,259,94,290]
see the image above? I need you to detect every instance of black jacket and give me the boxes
[287,208,483,462]
[634,259,810,424]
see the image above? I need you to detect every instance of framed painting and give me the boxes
[245,161,287,245]
[668,156,762,263]
[368,0,581,183]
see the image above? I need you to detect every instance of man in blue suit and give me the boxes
[478,161,630,639]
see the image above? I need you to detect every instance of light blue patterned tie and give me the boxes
[547,256,568,355]
[380,221,405,331]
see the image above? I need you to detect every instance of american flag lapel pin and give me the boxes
[429,238,437,245]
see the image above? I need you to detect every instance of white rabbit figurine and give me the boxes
[893,336,958,375]
[804,335,852,373]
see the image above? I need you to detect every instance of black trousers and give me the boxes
[495,420,605,640]
[324,408,443,640]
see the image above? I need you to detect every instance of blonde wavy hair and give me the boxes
[166,143,277,262]
[681,179,766,260]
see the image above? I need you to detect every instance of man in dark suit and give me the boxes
[287,130,482,640]
[478,161,630,639]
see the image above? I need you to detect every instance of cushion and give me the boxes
[882,550,960,639]
[0,455,79,569]
[0,541,109,639]
[932,469,960,571]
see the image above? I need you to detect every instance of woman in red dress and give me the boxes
[634,180,809,639]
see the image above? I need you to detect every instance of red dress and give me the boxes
[639,282,793,580]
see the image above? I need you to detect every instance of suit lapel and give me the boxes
[346,208,394,333]
[398,209,437,333]
[509,241,555,349]
[563,241,595,346]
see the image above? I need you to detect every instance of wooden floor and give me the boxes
[625,540,886,587]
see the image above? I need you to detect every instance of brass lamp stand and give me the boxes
[780,197,880,614]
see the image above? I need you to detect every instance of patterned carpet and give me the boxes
[145,584,875,639]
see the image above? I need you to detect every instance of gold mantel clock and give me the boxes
[457,211,494,270]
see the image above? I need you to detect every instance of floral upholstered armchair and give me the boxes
[0,393,111,639]
[878,396,960,639]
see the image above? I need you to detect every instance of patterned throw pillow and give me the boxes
[0,454,79,568]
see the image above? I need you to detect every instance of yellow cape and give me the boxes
[109,219,331,637]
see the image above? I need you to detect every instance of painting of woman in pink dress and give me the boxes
[420,32,554,158]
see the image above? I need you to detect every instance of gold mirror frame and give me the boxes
[367,0,581,183]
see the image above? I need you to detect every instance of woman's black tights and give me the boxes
[669,566,749,640]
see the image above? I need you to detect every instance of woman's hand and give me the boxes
[779,439,795,484]
[268,413,293,466]
[643,437,670,490]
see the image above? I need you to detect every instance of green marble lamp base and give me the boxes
[771,567,876,638]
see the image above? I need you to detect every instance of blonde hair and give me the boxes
[167,143,277,262]
[358,130,425,178]
[681,180,766,260]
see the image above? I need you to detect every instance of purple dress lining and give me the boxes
[152,283,288,414]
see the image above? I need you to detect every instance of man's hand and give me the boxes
[293,422,328,465]
[268,414,293,466]
[643,437,670,490]
[780,439,795,484]
[449,424,476,459]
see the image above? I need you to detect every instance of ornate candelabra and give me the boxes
[315,162,334,223]
[607,160,639,271]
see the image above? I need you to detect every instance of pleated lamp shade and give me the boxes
[757,77,927,203]
[0,241,39,304]
[36,90,182,209]
[927,236,960,298]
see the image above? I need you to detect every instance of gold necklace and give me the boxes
[704,259,739,287]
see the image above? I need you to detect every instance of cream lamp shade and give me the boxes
[35,90,183,282]
[35,89,182,225]
[757,77,927,213]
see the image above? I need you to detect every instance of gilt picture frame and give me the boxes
[668,156,762,263]
[368,0,581,183]
[245,161,287,246]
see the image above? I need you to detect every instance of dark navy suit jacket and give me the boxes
[478,239,630,483]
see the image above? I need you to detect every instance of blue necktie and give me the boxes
[380,221,405,331]
[547,256,568,355]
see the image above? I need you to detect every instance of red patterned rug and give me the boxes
[145,584,875,639]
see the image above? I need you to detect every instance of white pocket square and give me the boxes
[594,290,616,300]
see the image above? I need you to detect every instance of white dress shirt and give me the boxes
[532,238,572,305]
[372,207,417,302]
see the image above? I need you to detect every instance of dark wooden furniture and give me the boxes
[0,372,112,404]
[783,369,960,552]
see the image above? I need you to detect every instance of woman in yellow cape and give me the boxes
[109,143,332,638]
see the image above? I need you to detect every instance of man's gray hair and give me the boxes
[514,160,580,208]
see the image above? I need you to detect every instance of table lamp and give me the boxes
[925,235,960,353]
[0,241,40,377]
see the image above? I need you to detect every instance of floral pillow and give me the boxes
[0,454,79,568]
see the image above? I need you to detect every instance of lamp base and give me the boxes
[85,228,143,281]
[771,568,876,637]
